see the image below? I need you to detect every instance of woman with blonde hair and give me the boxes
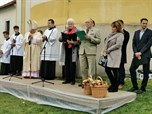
[102,21,124,92]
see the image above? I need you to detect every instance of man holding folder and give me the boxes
[78,18,101,86]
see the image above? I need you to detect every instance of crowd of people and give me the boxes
[0,18,151,94]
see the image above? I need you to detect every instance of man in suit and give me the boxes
[79,18,101,86]
[129,18,152,94]
[117,20,130,89]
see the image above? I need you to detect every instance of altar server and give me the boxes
[39,19,59,80]
[10,26,24,76]
[0,31,11,75]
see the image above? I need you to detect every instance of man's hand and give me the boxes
[29,33,33,40]
[42,35,47,40]
[106,50,110,54]
[135,52,142,60]
[11,42,16,47]
[137,56,141,60]
[85,34,91,40]
[77,37,80,41]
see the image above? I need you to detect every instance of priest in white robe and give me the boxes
[10,26,23,76]
[39,19,59,80]
[22,20,42,78]
[0,31,11,75]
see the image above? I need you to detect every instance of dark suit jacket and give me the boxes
[121,29,130,63]
[132,28,152,64]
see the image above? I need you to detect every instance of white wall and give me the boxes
[0,5,16,44]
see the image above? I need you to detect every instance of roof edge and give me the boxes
[0,0,16,9]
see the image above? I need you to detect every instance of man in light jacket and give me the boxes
[79,18,101,86]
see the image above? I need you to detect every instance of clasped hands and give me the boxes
[67,39,73,44]
[135,52,142,60]
[29,33,33,40]
[11,39,16,47]
[42,35,47,41]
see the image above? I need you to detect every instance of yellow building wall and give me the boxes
[31,0,68,27]
[21,0,26,34]
[30,0,152,26]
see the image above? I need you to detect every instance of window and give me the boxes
[5,21,10,32]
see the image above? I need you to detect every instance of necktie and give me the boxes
[86,29,89,34]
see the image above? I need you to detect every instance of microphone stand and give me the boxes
[29,42,32,79]
[32,38,54,87]
[3,38,22,81]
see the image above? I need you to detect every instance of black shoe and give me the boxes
[108,86,118,92]
[71,82,75,85]
[136,89,146,94]
[78,84,84,88]
[108,85,112,90]
[78,84,82,87]
[62,81,70,84]
[128,87,139,92]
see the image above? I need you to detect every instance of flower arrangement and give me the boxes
[91,76,108,88]
[82,75,93,86]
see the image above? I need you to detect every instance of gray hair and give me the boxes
[67,18,75,24]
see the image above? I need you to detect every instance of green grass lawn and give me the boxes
[0,78,152,114]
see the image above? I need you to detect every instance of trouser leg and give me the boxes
[87,55,96,79]
[79,54,88,81]
[129,59,139,89]
[118,62,125,85]
[141,61,150,90]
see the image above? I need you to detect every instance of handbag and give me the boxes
[98,55,107,67]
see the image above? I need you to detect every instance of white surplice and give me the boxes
[10,33,24,56]
[0,38,11,63]
[41,28,59,61]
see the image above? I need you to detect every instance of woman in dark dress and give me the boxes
[59,18,80,85]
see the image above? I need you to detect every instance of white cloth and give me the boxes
[0,38,11,63]
[140,28,146,40]
[59,43,65,66]
[10,33,24,56]
[41,28,59,61]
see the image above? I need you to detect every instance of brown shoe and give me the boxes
[118,84,124,89]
